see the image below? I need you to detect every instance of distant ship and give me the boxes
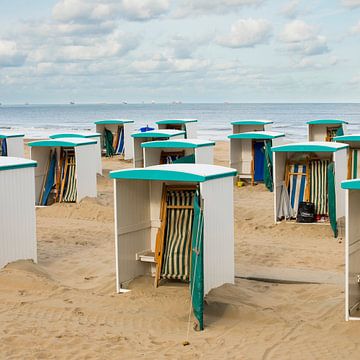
[70,101,75,105]
[122,101,128,104]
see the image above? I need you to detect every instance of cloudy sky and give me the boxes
[0,0,359,103]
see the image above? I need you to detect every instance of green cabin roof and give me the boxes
[307,119,347,125]
[0,157,37,171]
[110,164,237,182]
[141,139,215,149]
[0,132,25,139]
[272,141,348,153]
[50,132,101,139]
[156,119,198,125]
[94,119,134,125]
[341,179,360,190]
[28,137,97,147]
[231,120,273,126]
[132,130,186,138]
[333,134,360,143]
[228,131,285,140]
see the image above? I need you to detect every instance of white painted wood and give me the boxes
[200,177,234,295]
[6,137,24,158]
[308,124,345,142]
[195,146,214,165]
[0,166,36,268]
[75,145,97,202]
[273,152,287,222]
[233,124,269,134]
[334,148,347,219]
[185,122,197,138]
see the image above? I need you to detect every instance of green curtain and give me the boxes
[172,154,195,164]
[263,140,274,192]
[190,192,204,331]
[328,162,338,238]
[104,128,115,157]
[335,126,344,138]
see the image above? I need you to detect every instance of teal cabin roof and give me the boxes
[341,179,360,190]
[156,119,198,125]
[50,132,101,139]
[0,132,25,139]
[141,139,215,149]
[28,137,97,147]
[0,157,37,171]
[131,129,186,138]
[94,119,134,125]
[110,164,237,182]
[231,120,273,126]
[272,141,348,153]
[228,131,284,140]
[333,134,360,143]
[307,119,347,125]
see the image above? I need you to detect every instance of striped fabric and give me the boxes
[161,190,195,281]
[115,126,125,155]
[351,149,360,179]
[62,155,77,202]
[288,164,307,216]
[310,160,329,215]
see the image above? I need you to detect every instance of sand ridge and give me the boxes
[0,141,358,359]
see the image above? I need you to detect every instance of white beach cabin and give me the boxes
[95,119,134,160]
[334,135,360,180]
[50,132,102,175]
[0,132,25,158]
[272,142,348,237]
[142,139,215,167]
[342,179,360,320]
[231,120,273,134]
[132,129,185,168]
[228,131,285,186]
[28,138,97,206]
[0,157,37,269]
[110,164,236,330]
[156,119,197,138]
[307,119,347,142]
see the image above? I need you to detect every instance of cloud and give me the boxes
[280,20,329,56]
[281,0,301,18]
[0,39,26,67]
[341,0,360,8]
[217,18,272,48]
[351,21,360,34]
[120,0,171,21]
[175,0,265,17]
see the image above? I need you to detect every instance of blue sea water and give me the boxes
[0,103,360,141]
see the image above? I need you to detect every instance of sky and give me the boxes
[0,0,359,104]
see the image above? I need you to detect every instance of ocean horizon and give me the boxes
[1,102,360,141]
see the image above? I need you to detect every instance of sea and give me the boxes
[0,103,360,141]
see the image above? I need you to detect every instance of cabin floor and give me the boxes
[0,141,358,359]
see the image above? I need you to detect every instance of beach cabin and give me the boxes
[132,129,185,168]
[0,132,25,158]
[229,131,285,188]
[28,138,97,206]
[273,142,348,237]
[50,133,102,175]
[307,119,347,142]
[142,139,215,167]
[110,164,236,330]
[95,119,134,159]
[334,135,360,180]
[156,119,197,138]
[231,120,273,134]
[342,179,360,320]
[0,157,37,269]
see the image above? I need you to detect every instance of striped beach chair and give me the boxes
[349,149,360,179]
[310,159,329,215]
[287,164,308,216]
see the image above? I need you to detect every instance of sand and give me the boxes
[0,142,359,359]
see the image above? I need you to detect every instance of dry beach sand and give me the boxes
[1,142,360,359]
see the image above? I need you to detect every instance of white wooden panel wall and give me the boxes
[264,124,272,131]
[0,167,36,268]
[31,146,53,204]
[201,177,234,295]
[334,149,347,219]
[75,145,97,202]
[186,123,197,138]
[133,138,145,168]
[232,124,265,134]
[239,139,252,178]
[229,139,241,174]
[273,152,287,222]
[144,148,162,167]
[195,146,213,165]
[7,137,24,158]
[124,123,134,160]
[308,124,329,141]
[93,137,102,175]
[115,179,151,291]
[345,189,360,320]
